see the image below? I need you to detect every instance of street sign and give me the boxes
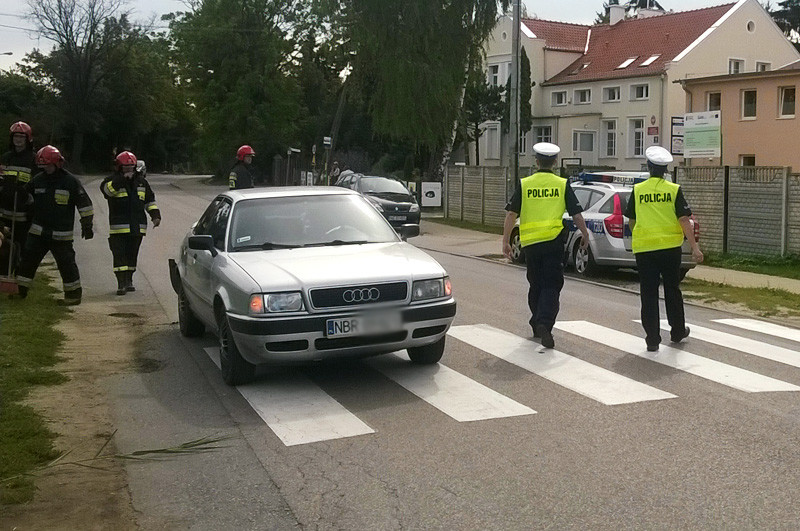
[323,136,332,147]
[670,116,684,155]
[683,111,721,158]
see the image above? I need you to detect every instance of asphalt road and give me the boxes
[74,175,800,529]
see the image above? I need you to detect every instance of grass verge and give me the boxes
[702,252,800,281]
[424,217,503,235]
[682,278,800,318]
[0,275,69,504]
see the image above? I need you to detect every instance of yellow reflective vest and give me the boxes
[631,178,684,253]
[519,172,567,247]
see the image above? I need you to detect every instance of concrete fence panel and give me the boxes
[676,166,725,253]
[789,173,800,255]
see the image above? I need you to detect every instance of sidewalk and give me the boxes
[417,216,800,296]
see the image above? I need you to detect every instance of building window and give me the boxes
[707,92,721,111]
[574,89,591,105]
[729,59,744,74]
[756,62,771,72]
[629,118,645,157]
[572,130,594,153]
[486,124,499,159]
[617,57,637,69]
[602,120,617,157]
[780,86,796,118]
[551,91,567,106]
[488,65,499,87]
[630,84,649,101]
[740,155,756,166]
[603,86,620,102]
[640,54,661,67]
[741,89,757,119]
[519,130,528,155]
[534,126,552,144]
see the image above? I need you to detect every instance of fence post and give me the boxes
[460,167,465,222]
[723,166,729,254]
[481,168,486,225]
[782,167,790,257]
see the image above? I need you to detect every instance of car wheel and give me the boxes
[216,307,256,386]
[178,286,205,337]
[407,336,446,364]
[510,228,525,264]
[573,238,599,277]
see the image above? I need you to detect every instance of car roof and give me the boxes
[223,186,360,202]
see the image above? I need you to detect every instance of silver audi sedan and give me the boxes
[169,187,456,385]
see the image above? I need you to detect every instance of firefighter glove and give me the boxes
[81,225,94,240]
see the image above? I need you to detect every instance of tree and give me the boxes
[461,65,504,165]
[595,2,611,24]
[519,46,532,137]
[770,0,800,51]
[26,0,129,169]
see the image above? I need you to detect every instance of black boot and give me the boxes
[125,270,135,292]
[115,272,127,295]
[10,284,28,299]
[59,287,82,306]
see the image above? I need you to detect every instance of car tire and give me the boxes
[178,285,205,338]
[216,307,256,386]
[407,336,446,364]
[573,238,599,277]
[510,228,525,264]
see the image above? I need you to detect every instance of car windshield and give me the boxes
[359,177,410,195]
[228,194,400,251]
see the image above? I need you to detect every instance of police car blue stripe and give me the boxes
[204,347,374,446]
[448,324,675,405]
[554,321,800,393]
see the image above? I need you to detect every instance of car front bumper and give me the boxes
[226,298,456,365]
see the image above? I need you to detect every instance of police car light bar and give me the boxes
[572,172,648,186]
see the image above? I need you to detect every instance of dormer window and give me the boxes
[640,55,660,66]
[617,57,638,69]
[569,63,591,75]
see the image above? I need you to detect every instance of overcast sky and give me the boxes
[0,0,744,71]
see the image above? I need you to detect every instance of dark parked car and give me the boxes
[335,173,421,229]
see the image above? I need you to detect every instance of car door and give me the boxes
[186,198,232,324]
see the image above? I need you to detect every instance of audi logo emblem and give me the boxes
[343,288,380,303]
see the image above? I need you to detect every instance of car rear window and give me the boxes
[598,191,631,214]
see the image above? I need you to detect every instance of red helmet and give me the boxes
[36,145,64,168]
[115,150,137,170]
[10,121,32,142]
[237,145,255,161]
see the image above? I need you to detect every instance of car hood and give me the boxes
[228,242,445,292]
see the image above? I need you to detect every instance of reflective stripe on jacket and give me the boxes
[631,178,684,253]
[100,172,159,235]
[26,169,93,240]
[519,172,567,247]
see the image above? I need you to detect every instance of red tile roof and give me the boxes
[543,4,735,86]
[521,18,590,53]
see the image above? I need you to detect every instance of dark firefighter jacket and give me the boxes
[100,172,161,235]
[229,161,255,190]
[25,168,94,241]
[0,149,36,225]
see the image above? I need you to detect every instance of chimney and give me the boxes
[610,4,626,25]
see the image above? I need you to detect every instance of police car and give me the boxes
[509,172,700,278]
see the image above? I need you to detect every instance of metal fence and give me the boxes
[676,166,797,257]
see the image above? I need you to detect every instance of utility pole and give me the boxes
[509,0,521,195]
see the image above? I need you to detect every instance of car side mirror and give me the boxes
[398,224,420,240]
[188,235,218,257]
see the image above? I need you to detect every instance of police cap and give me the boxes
[533,142,560,158]
[645,146,673,166]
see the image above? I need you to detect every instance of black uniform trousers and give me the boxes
[523,234,566,333]
[109,233,143,272]
[17,234,81,296]
[635,246,684,346]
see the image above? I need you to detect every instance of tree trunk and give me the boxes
[473,123,481,166]
[71,130,85,173]
[438,56,472,178]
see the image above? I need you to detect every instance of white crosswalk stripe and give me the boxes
[448,324,676,405]
[554,321,800,393]
[204,347,374,446]
[657,320,800,369]
[367,352,536,421]
[714,318,800,344]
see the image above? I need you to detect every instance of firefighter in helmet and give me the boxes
[0,121,36,274]
[15,145,94,305]
[229,145,256,190]
[100,151,161,295]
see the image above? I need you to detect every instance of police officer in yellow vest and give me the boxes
[503,142,590,349]
[624,146,703,352]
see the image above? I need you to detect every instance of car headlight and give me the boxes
[409,203,420,213]
[411,277,452,301]
[250,292,304,314]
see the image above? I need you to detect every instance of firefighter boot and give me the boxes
[115,272,127,296]
[59,287,82,306]
[125,270,135,292]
